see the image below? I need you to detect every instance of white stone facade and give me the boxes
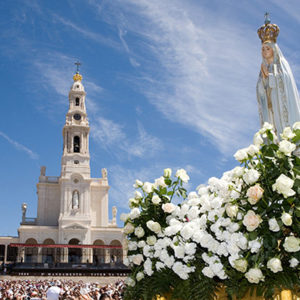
[0,73,124,264]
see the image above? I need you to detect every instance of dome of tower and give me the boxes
[71,81,85,92]
[71,72,85,92]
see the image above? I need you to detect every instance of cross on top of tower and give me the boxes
[75,61,81,73]
[264,12,271,25]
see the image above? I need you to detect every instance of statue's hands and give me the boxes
[261,63,269,78]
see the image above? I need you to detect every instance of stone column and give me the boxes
[4,245,7,264]
[105,249,110,263]
[37,247,42,263]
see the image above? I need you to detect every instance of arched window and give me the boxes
[68,238,82,263]
[109,240,123,263]
[24,238,38,263]
[75,97,80,106]
[93,240,105,264]
[74,136,80,153]
[42,239,55,263]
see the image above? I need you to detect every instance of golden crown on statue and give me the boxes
[73,72,83,82]
[257,12,280,43]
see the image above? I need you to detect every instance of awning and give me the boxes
[10,243,122,249]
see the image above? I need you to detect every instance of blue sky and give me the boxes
[1,0,300,236]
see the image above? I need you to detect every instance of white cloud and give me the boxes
[0,131,39,160]
[92,117,126,147]
[118,26,141,68]
[91,117,163,158]
[95,0,262,154]
[52,14,120,50]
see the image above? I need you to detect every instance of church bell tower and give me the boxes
[58,68,93,244]
[61,71,90,178]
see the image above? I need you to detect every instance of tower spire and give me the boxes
[75,61,81,73]
[73,61,83,82]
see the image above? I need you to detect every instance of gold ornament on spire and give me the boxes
[257,12,280,44]
[73,72,83,82]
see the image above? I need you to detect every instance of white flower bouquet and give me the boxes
[123,122,300,300]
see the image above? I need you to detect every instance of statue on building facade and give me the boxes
[102,168,108,179]
[21,203,27,223]
[72,191,79,209]
[256,14,300,137]
[112,206,117,225]
[40,166,46,177]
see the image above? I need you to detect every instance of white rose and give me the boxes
[243,169,260,185]
[232,166,245,178]
[123,223,135,234]
[242,210,262,232]
[147,236,157,246]
[202,266,214,278]
[173,245,185,259]
[128,241,138,251]
[234,148,248,162]
[143,182,154,194]
[125,277,135,287]
[136,272,144,281]
[134,226,145,238]
[253,133,264,147]
[247,144,259,157]
[134,179,143,188]
[272,174,295,198]
[129,208,141,220]
[146,220,161,234]
[123,257,130,266]
[225,204,238,218]
[262,122,273,131]
[289,258,299,268]
[128,198,139,208]
[249,238,262,253]
[185,243,197,256]
[281,212,293,226]
[281,127,296,140]
[132,254,144,265]
[283,236,300,252]
[267,258,283,273]
[154,176,167,188]
[155,261,165,271]
[293,122,300,131]
[164,168,172,178]
[175,169,190,183]
[245,268,265,284]
[268,218,280,232]
[162,203,176,213]
[197,186,209,195]
[233,258,248,273]
[246,184,264,205]
[138,240,146,248]
[134,191,142,199]
[120,213,129,222]
[144,258,154,276]
[151,195,161,205]
[279,140,296,156]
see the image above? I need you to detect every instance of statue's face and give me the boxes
[262,44,274,61]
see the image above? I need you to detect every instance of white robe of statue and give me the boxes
[256,42,300,136]
[72,191,79,209]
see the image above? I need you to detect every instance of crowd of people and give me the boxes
[0,279,124,299]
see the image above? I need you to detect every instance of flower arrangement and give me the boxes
[122,122,300,300]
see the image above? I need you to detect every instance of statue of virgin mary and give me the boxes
[256,14,300,136]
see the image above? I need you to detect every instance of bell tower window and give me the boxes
[74,136,80,153]
[75,97,80,106]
